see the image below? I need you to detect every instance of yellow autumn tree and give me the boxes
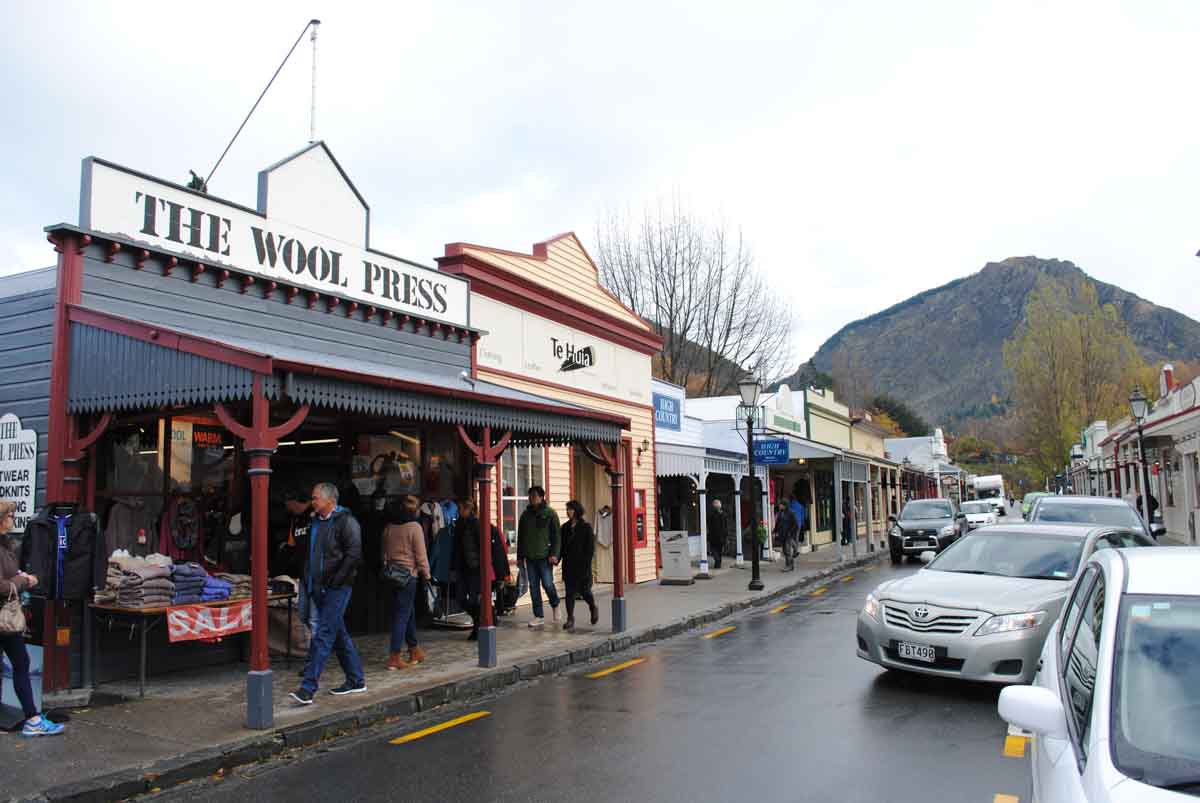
[1004,276,1154,477]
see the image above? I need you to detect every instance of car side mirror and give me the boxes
[998,685,1068,740]
[1150,523,1166,539]
[918,550,936,564]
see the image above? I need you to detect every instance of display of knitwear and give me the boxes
[214,573,251,598]
[105,498,159,557]
[201,576,232,602]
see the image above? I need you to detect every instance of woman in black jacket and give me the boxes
[560,500,598,631]
[453,499,511,641]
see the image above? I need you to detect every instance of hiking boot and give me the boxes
[387,652,410,670]
[589,603,599,626]
[408,646,427,665]
[330,682,367,696]
[289,688,315,705]
[563,617,575,631]
[21,716,64,737]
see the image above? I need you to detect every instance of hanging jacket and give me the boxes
[158,496,205,563]
[22,505,106,599]
[560,518,595,589]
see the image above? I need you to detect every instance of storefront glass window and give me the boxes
[815,470,834,531]
[169,420,236,494]
[102,424,164,494]
[351,431,422,506]
[500,446,546,547]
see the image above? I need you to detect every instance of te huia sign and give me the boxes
[79,145,469,327]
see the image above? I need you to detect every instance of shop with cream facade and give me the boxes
[439,235,663,584]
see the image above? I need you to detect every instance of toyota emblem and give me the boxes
[913,606,930,620]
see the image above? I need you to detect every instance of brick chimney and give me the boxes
[1160,364,1176,399]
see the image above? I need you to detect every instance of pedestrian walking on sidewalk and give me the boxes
[517,486,561,628]
[0,501,63,737]
[788,494,807,547]
[382,495,430,668]
[707,499,727,569]
[290,483,366,705]
[560,500,598,631]
[774,501,800,571]
[454,498,510,641]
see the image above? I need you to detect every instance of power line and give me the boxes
[199,18,320,192]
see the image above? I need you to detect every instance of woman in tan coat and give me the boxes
[382,496,430,670]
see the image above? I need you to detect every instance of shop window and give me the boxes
[1164,450,1177,508]
[1193,454,1200,507]
[169,421,236,494]
[815,470,834,532]
[102,423,164,494]
[500,446,546,548]
[633,489,647,547]
[351,431,422,510]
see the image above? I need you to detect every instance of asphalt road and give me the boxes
[158,562,1031,803]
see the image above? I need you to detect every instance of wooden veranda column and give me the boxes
[593,441,626,632]
[215,378,308,729]
[457,425,511,668]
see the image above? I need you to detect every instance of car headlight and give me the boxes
[974,611,1046,637]
[940,525,955,536]
[862,593,881,622]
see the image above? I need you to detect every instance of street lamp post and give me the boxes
[1130,387,1153,528]
[738,375,764,592]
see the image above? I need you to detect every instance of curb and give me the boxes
[36,551,882,802]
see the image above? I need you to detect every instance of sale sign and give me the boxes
[166,602,252,643]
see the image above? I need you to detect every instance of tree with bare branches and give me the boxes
[595,201,794,395]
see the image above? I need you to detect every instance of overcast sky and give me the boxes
[3,1,1198,365]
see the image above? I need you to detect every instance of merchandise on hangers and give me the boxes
[22,503,106,600]
[419,501,445,537]
[104,497,157,556]
[440,498,459,529]
[158,495,206,563]
[595,506,614,548]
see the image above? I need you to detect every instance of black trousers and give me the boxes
[0,633,37,720]
[564,581,596,620]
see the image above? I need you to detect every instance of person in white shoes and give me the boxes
[516,486,561,628]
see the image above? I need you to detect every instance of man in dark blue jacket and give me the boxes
[290,483,365,705]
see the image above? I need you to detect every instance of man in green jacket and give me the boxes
[517,485,561,628]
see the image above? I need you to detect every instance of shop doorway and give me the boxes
[572,448,615,583]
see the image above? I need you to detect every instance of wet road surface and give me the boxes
[158,561,1030,803]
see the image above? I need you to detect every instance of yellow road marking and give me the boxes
[840,575,854,583]
[586,658,646,679]
[702,625,737,639]
[994,795,1019,803]
[390,711,491,744]
[1003,734,1029,758]
[769,603,791,614]
[810,587,828,597]
[864,565,878,571]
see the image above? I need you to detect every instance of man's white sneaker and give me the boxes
[528,617,545,629]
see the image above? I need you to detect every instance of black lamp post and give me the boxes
[1130,387,1153,527]
[738,375,764,592]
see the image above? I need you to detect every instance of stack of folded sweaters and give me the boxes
[117,565,175,609]
[171,562,208,605]
[215,573,251,599]
[97,551,175,606]
[202,576,232,602]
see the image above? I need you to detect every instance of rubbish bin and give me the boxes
[659,530,694,586]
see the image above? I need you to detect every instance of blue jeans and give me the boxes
[0,633,37,720]
[301,586,364,693]
[390,580,419,652]
[525,558,559,619]
[298,583,320,635]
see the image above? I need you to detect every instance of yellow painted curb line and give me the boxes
[769,603,791,614]
[702,625,737,639]
[840,575,854,583]
[390,711,491,744]
[810,587,828,597]
[994,794,1019,803]
[1003,734,1028,758]
[586,658,646,679]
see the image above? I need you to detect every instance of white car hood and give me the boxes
[965,514,992,523]
[875,570,1069,615]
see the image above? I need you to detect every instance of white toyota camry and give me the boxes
[998,547,1200,801]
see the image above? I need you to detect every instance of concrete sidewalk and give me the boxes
[1,545,880,802]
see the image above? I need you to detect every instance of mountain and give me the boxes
[780,257,1200,424]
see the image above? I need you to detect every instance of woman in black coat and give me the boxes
[453,499,511,640]
[560,500,597,631]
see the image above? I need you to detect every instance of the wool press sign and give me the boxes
[80,154,470,328]
[0,414,37,534]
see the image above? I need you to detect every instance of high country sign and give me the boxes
[80,157,470,328]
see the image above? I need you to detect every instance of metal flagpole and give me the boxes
[309,20,321,143]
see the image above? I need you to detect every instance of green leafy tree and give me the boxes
[872,395,931,436]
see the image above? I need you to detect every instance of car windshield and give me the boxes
[926,532,1083,579]
[1033,501,1142,529]
[901,501,953,520]
[961,502,992,514]
[1111,595,1200,788]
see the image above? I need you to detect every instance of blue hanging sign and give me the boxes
[653,393,681,432]
[753,438,790,464]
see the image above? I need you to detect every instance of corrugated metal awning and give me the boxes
[66,314,626,445]
[656,443,705,479]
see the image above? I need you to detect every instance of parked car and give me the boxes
[1027,494,1165,540]
[960,500,998,530]
[857,524,1156,685]
[886,499,968,564]
[998,547,1200,801]
[1021,491,1051,519]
